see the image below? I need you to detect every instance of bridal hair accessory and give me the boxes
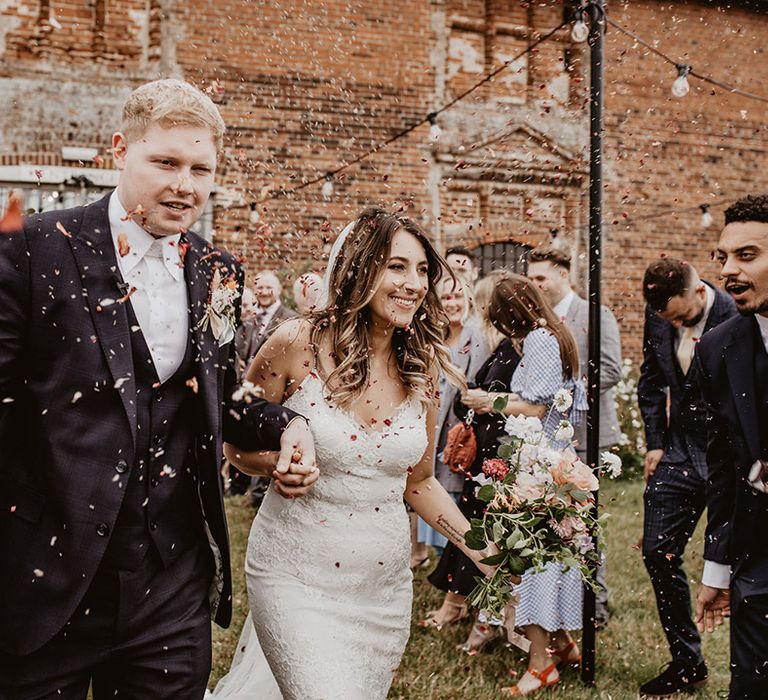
[198,267,239,346]
[318,219,357,310]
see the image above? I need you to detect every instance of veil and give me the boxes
[316,219,357,310]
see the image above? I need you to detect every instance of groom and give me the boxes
[0,79,317,698]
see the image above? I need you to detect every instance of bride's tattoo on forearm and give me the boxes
[436,515,465,544]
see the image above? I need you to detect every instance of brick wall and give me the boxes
[1,0,767,360]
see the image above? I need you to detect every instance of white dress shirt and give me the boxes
[675,284,715,352]
[702,310,768,589]
[553,289,576,319]
[109,190,189,383]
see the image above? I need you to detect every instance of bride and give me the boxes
[210,208,496,699]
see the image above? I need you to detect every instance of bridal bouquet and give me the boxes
[464,391,622,620]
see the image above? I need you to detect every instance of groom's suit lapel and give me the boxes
[68,194,137,446]
[723,315,761,464]
[183,234,225,444]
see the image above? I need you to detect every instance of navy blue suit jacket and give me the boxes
[0,194,295,655]
[693,314,768,592]
[638,283,737,477]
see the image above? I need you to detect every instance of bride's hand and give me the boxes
[274,418,319,498]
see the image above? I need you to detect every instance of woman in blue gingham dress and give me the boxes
[484,274,587,696]
[509,330,586,618]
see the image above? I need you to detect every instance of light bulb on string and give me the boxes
[571,11,589,43]
[321,174,334,200]
[672,64,692,98]
[427,112,442,142]
[249,202,260,225]
[700,204,714,229]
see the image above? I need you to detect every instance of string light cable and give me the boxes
[605,15,768,104]
[244,19,569,205]
[619,198,730,225]
[239,7,766,213]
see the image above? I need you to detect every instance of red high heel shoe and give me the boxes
[550,640,581,669]
[502,664,560,696]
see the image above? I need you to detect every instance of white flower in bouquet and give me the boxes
[472,472,494,488]
[553,420,574,444]
[538,446,566,471]
[601,451,623,478]
[553,388,573,413]
[504,414,543,441]
[516,442,541,471]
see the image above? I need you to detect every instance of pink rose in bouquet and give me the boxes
[482,458,510,481]
[550,457,599,497]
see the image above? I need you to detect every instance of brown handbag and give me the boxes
[442,411,477,474]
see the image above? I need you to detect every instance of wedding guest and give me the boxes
[423,272,520,634]
[527,244,623,627]
[446,245,479,283]
[695,194,768,699]
[638,257,736,698]
[292,272,323,316]
[248,270,297,360]
[0,78,316,699]
[478,274,587,696]
[412,276,488,568]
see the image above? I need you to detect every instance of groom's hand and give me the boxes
[273,418,318,498]
[695,584,730,633]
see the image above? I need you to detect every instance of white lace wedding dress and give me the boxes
[209,371,428,699]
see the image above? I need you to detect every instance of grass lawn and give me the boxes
[211,479,730,698]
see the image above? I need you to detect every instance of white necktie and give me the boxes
[677,326,696,375]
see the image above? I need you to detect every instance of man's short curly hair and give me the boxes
[642,257,695,312]
[724,194,768,226]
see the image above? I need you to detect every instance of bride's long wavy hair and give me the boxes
[310,207,466,408]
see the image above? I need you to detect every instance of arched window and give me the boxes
[475,241,530,277]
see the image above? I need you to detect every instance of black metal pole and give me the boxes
[581,0,604,687]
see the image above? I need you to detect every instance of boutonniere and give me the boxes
[198,267,239,346]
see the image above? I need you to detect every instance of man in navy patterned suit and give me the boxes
[638,257,736,697]
[0,79,317,698]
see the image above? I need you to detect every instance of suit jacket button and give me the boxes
[96,523,110,537]
[115,459,128,474]
[149,520,158,531]
[150,476,159,487]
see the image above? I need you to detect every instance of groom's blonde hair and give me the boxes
[121,79,226,154]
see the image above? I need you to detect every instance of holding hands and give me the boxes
[274,418,319,498]
[224,417,319,499]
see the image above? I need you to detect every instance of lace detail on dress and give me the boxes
[213,372,428,700]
